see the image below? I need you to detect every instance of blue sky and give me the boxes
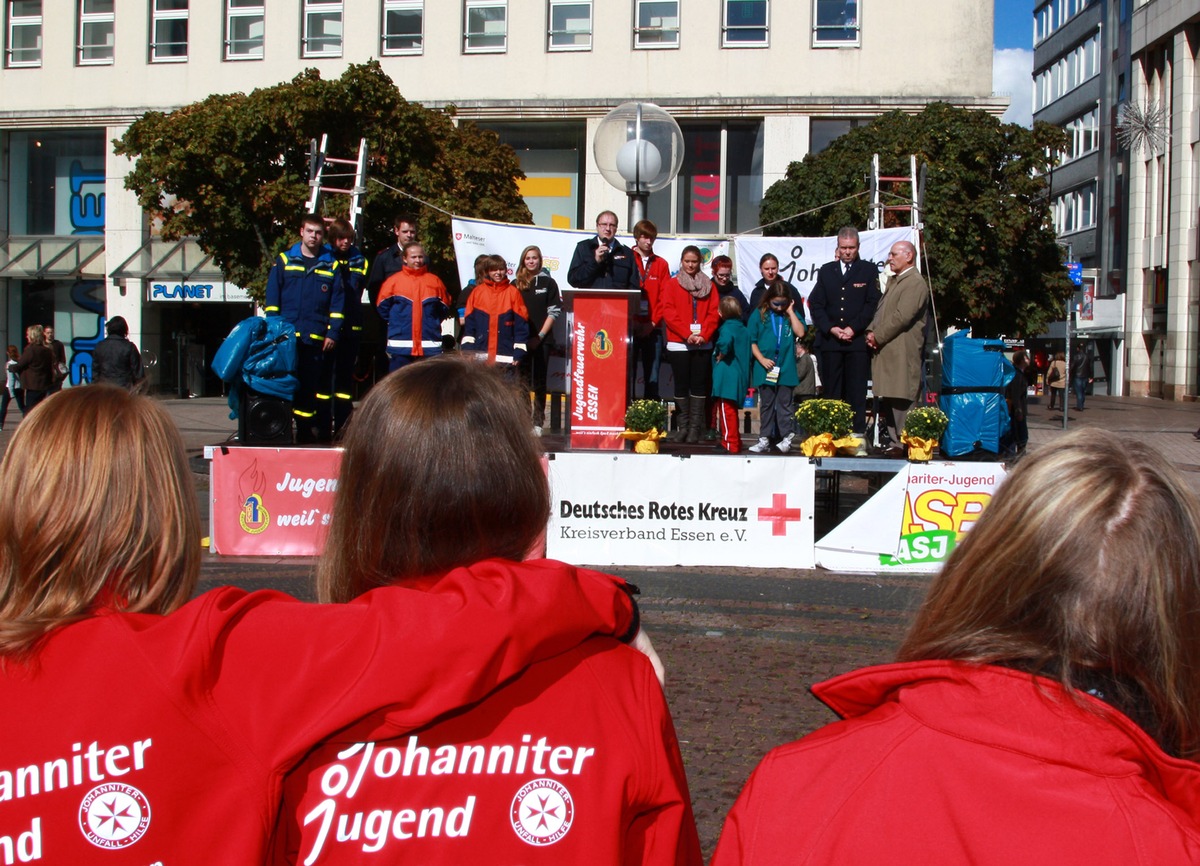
[993,1,1035,125]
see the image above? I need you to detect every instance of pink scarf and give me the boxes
[676,270,712,299]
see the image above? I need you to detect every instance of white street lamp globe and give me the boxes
[615,139,663,187]
[593,102,684,195]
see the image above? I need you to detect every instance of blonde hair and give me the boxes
[318,355,549,603]
[0,386,199,657]
[899,429,1200,755]
[513,245,543,292]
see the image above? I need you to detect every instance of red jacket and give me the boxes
[461,280,530,364]
[0,560,635,865]
[275,624,702,864]
[713,660,1200,865]
[659,279,720,350]
[376,266,451,358]
[635,251,671,326]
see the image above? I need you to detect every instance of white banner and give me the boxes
[815,462,1006,573]
[733,227,916,316]
[546,453,816,567]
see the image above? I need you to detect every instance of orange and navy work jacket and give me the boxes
[377,266,451,358]
[461,280,530,364]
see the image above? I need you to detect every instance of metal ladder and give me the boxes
[306,134,369,232]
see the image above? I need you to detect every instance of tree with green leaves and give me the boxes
[759,103,1072,337]
[115,61,531,300]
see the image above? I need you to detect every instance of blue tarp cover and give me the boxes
[939,330,1014,458]
[211,315,298,419]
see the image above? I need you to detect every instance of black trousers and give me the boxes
[819,349,870,433]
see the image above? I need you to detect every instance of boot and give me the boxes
[531,391,545,433]
[686,396,706,444]
[668,399,689,441]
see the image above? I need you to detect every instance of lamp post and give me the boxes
[593,102,684,226]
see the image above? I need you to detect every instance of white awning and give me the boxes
[0,235,106,278]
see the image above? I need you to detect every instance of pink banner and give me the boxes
[210,447,342,556]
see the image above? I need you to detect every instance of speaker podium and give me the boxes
[561,287,639,451]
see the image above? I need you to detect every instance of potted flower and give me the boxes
[619,399,669,453]
[794,399,860,457]
[901,406,949,461]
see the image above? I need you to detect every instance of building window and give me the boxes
[7,130,106,235]
[1053,181,1096,235]
[150,0,188,62]
[77,0,114,65]
[809,117,872,153]
[225,0,264,60]
[548,0,590,51]
[382,0,422,54]
[646,122,764,234]
[813,0,858,46]
[6,1,41,67]
[722,0,767,47]
[302,0,341,57]
[634,0,678,48]
[464,0,506,53]
[1034,0,1094,46]
[1062,106,1099,162]
[1033,30,1099,110]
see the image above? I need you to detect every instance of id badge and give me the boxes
[766,366,780,384]
[690,323,702,336]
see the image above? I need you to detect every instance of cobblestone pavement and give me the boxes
[9,391,1200,857]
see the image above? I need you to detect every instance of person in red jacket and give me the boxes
[0,385,641,866]
[713,429,1200,865]
[460,254,530,369]
[659,246,720,443]
[631,219,671,400]
[275,355,700,865]
[376,242,452,373]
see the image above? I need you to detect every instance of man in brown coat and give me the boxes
[866,241,930,454]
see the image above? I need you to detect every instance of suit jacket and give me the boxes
[567,237,641,291]
[807,258,881,353]
[868,267,930,401]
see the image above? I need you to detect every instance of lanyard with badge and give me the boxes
[765,310,785,384]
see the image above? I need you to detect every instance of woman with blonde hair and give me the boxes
[12,323,54,411]
[0,385,640,863]
[277,355,700,865]
[513,244,561,434]
[715,429,1200,864]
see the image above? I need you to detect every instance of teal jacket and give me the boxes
[712,318,751,402]
[748,309,799,388]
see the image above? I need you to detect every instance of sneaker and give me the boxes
[776,433,795,454]
[749,437,771,453]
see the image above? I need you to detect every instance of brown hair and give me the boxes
[632,220,657,241]
[718,295,743,322]
[326,218,355,242]
[756,280,790,321]
[0,386,199,657]
[317,355,549,603]
[482,254,508,281]
[513,245,543,292]
[899,429,1200,755]
[472,254,489,284]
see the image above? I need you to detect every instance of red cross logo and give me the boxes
[758,493,803,536]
